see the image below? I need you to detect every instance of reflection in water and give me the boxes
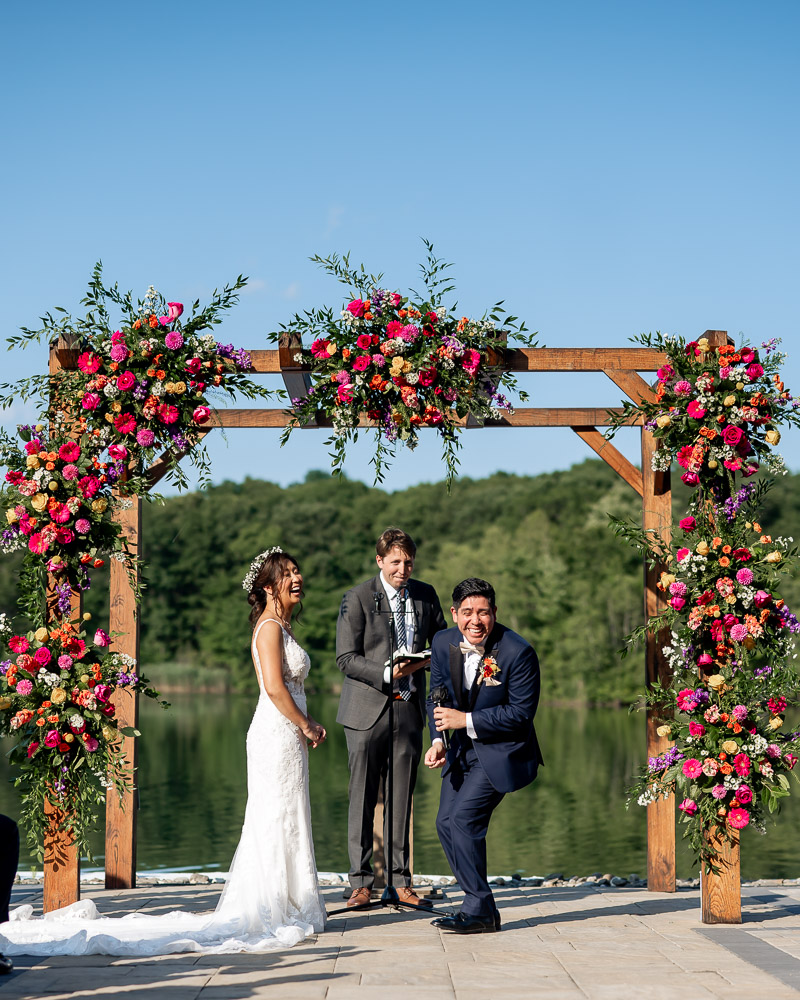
[2,693,799,879]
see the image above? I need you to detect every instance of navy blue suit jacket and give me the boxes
[426,624,543,794]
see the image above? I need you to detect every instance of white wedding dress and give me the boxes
[0,620,326,955]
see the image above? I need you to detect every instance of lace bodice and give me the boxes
[252,618,310,700]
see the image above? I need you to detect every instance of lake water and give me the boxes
[2,692,800,880]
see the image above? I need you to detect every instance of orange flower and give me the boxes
[133,319,142,330]
[36,718,45,727]
[46,714,59,724]
[712,537,722,548]
[146,369,156,378]
[752,522,762,533]
[718,752,727,761]
[720,763,733,775]
[45,462,55,471]
[398,309,408,318]
[718,557,730,568]
[342,349,351,359]
[148,314,159,329]
[156,370,166,381]
[364,312,373,320]
[109,361,119,372]
[722,545,731,554]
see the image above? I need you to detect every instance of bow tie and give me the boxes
[459,642,485,656]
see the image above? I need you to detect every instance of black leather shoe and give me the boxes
[0,953,13,975]
[431,911,498,933]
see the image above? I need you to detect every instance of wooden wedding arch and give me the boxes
[43,328,741,924]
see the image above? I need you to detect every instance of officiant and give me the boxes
[336,527,447,908]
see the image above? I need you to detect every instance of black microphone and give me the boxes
[372,591,383,613]
[430,684,451,750]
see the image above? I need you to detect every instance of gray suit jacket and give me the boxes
[336,575,447,730]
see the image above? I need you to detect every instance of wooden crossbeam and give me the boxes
[205,407,644,429]
[603,369,658,405]
[247,346,668,375]
[571,427,643,496]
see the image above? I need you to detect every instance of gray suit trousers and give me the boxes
[344,700,423,889]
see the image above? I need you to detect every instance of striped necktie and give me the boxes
[395,590,411,701]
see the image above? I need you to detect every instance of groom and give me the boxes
[425,577,542,933]
[337,527,447,907]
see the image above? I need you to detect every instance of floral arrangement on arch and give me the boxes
[0,424,136,620]
[278,244,537,486]
[0,613,165,861]
[611,332,800,869]
[608,333,799,487]
[4,263,275,493]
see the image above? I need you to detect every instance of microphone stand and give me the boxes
[328,589,447,919]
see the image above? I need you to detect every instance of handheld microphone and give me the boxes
[372,591,383,613]
[430,684,451,750]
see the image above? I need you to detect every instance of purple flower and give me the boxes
[0,660,11,675]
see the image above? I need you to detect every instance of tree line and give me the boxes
[1,460,797,704]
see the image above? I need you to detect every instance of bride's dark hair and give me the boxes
[247,551,303,630]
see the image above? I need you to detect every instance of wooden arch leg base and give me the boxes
[43,797,80,913]
[701,828,741,923]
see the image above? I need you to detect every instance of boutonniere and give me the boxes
[477,655,501,686]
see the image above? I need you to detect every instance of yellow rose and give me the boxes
[92,498,108,513]
[51,687,67,705]
[5,509,18,524]
[0,697,11,711]
[64,733,74,743]
[105,413,115,423]
[697,337,710,352]
[656,724,672,738]
[707,674,726,689]
[765,429,781,446]
[111,401,122,413]
[765,551,782,564]
[326,342,337,356]
[725,594,736,604]
[34,627,49,643]
[736,381,745,390]
[656,414,671,428]
[173,381,186,395]
[102,726,115,741]
[659,572,676,588]
[722,740,739,754]
[402,359,412,373]
[769,716,784,730]
[30,494,48,511]
[26,455,40,469]
[165,382,175,393]
[696,541,710,556]
[723,395,736,407]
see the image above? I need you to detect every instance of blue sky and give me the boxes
[2,1,798,492]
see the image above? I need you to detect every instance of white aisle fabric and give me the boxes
[0,621,327,956]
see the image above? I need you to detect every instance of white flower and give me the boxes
[103,383,120,398]
[151,382,164,397]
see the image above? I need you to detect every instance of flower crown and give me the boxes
[242,546,283,592]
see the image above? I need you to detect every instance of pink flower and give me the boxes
[136,428,156,447]
[114,413,137,435]
[724,458,742,471]
[677,689,699,712]
[44,729,60,748]
[735,786,753,805]
[185,357,202,375]
[116,371,136,391]
[193,405,211,424]
[58,655,73,670]
[16,679,33,695]
[676,445,695,469]
[678,798,698,816]
[33,647,52,666]
[686,400,706,419]
[674,380,692,395]
[81,392,101,410]
[94,629,110,647]
[785,754,798,770]
[9,636,29,654]
[75,518,90,534]
[356,334,372,349]
[58,442,80,463]
[164,331,184,350]
[732,705,748,722]
[24,441,41,456]
[688,721,705,737]
[84,736,100,752]
[681,471,700,487]
[78,475,101,498]
[669,581,687,597]
[111,330,126,344]
[62,464,80,481]
[722,425,743,446]
[704,705,721,723]
[346,299,367,318]
[711,784,727,800]
[735,568,753,585]
[746,363,764,380]
[682,758,703,778]
[352,355,371,372]
[461,349,481,374]
[679,516,696,532]
[110,344,129,363]
[727,807,750,830]
[157,404,179,424]
[697,653,713,667]
[740,348,755,364]
[754,590,771,607]
[669,597,686,610]
[77,352,101,374]
[337,385,354,405]
[310,338,331,358]
[417,366,437,387]
[702,758,719,776]
[55,527,74,545]
[159,302,184,325]
[767,697,787,713]
[656,365,674,380]
[108,444,128,461]
[28,533,49,554]
[94,684,112,703]
[676,547,690,562]
[730,624,748,642]
[733,752,751,776]
[26,741,39,758]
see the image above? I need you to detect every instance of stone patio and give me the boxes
[2,880,800,999]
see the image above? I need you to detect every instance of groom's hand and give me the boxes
[434,706,467,731]
[424,742,447,769]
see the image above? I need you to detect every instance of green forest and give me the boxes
[2,459,798,704]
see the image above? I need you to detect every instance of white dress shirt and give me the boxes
[380,574,417,693]
[433,642,478,742]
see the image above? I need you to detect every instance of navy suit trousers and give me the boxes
[436,747,504,918]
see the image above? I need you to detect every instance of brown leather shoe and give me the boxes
[346,887,372,908]
[396,886,433,908]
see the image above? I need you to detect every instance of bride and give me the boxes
[0,547,328,955]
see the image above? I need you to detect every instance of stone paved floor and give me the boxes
[2,881,800,999]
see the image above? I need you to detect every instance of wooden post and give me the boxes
[641,427,676,892]
[105,489,141,889]
[701,828,741,923]
[43,335,82,912]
